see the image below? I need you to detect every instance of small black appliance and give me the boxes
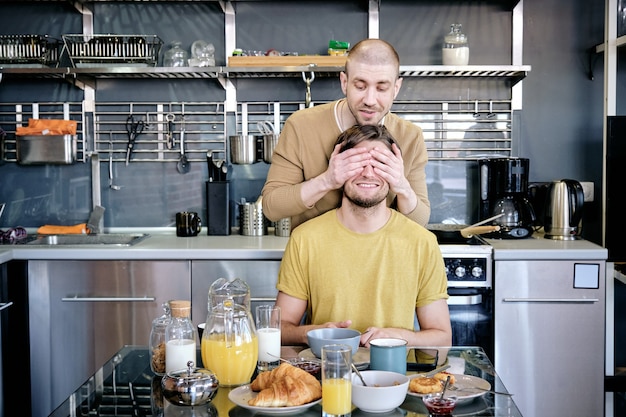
[478,157,537,238]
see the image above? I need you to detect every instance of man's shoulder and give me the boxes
[386,112,423,135]
[389,212,437,240]
[291,210,336,235]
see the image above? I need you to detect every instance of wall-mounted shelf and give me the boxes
[1,65,530,85]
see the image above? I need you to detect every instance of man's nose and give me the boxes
[361,163,376,176]
[363,87,377,106]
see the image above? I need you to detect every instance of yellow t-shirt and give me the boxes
[276,209,448,333]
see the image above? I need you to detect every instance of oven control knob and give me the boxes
[454,265,467,278]
[471,266,484,278]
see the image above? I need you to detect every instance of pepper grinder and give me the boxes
[442,23,469,65]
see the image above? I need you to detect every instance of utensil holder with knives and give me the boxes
[206,180,229,236]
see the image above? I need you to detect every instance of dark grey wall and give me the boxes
[0,0,609,244]
[521,0,605,243]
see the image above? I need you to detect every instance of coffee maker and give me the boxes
[478,157,537,238]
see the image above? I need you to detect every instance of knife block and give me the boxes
[206,181,230,235]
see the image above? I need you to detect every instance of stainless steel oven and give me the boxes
[439,238,494,361]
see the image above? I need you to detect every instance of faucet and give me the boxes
[86,205,105,234]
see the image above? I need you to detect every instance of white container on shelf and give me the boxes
[442,23,469,65]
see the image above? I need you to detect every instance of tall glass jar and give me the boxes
[150,301,171,375]
[442,23,469,65]
[165,300,196,373]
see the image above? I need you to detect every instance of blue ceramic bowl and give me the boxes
[306,328,361,358]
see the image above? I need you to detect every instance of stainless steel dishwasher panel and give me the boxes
[28,260,191,417]
[191,260,281,326]
[494,260,605,417]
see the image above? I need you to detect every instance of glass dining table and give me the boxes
[50,345,522,417]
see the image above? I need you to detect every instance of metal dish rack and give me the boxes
[62,34,163,68]
[0,35,60,67]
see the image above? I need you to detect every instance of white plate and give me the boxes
[228,384,321,415]
[407,373,491,403]
[298,347,370,370]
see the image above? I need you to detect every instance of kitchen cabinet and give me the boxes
[494,259,606,417]
[27,260,190,417]
[191,259,281,326]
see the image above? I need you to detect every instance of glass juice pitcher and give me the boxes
[201,278,258,386]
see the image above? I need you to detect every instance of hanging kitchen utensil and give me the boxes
[207,151,215,181]
[257,121,275,135]
[302,71,315,108]
[165,112,175,149]
[125,114,145,165]
[108,137,121,190]
[176,117,190,174]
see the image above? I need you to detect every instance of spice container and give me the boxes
[442,23,469,65]
[165,300,196,373]
[150,301,171,375]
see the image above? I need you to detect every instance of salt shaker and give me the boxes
[442,23,469,65]
[150,301,171,375]
[165,300,196,373]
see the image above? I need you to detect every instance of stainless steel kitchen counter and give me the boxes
[6,233,288,260]
[486,232,608,261]
[0,230,608,262]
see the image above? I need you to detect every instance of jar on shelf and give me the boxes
[165,300,196,373]
[163,41,188,67]
[150,301,171,375]
[442,23,469,65]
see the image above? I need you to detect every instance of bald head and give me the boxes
[345,39,400,77]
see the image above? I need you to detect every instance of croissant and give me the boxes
[248,374,322,407]
[250,362,318,391]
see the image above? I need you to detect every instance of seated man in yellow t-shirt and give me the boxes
[275,125,451,348]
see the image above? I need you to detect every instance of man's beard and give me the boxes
[345,191,386,208]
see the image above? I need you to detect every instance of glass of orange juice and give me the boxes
[322,344,352,417]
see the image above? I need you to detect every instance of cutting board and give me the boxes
[227,55,347,67]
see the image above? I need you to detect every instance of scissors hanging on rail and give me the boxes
[125,114,145,165]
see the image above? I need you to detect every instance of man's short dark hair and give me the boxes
[335,125,401,154]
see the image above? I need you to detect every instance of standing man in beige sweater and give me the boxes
[262,38,430,229]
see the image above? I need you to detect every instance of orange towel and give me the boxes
[16,119,78,136]
[37,223,90,235]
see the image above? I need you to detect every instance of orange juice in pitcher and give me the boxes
[201,334,258,386]
[202,278,258,386]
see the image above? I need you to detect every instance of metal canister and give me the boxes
[239,201,267,236]
[274,217,291,237]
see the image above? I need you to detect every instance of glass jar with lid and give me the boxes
[163,41,188,67]
[165,300,196,373]
[442,23,469,65]
[150,301,171,375]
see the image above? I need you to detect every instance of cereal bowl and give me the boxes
[306,328,361,358]
[351,370,410,413]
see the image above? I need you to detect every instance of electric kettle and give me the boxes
[543,179,584,240]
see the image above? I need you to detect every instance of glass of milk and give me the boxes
[442,23,469,65]
[256,305,281,372]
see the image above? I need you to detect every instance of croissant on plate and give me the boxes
[248,374,322,407]
[250,362,318,391]
[248,363,322,407]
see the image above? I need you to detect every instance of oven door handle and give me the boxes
[502,297,599,303]
[447,294,483,305]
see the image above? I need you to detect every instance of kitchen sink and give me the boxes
[24,233,149,246]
